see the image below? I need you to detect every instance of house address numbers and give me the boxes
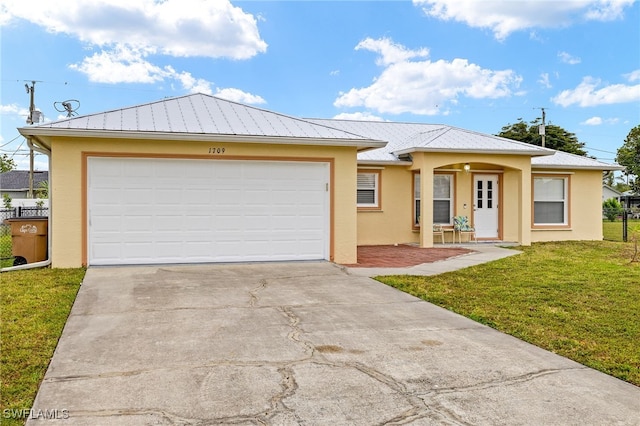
[208,147,226,154]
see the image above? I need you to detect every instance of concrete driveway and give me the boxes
[30,262,639,425]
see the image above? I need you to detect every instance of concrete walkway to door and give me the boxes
[28,261,640,425]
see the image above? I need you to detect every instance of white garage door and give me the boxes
[88,157,330,265]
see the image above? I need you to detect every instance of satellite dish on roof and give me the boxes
[54,99,80,117]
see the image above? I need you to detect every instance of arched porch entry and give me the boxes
[411,153,533,248]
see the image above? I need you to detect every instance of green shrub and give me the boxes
[603,197,623,221]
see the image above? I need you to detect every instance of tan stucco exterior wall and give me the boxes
[48,137,359,267]
[531,169,604,242]
[356,166,419,246]
[358,153,534,248]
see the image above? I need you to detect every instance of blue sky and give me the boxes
[1,0,639,171]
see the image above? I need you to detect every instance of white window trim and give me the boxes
[357,171,380,209]
[533,175,570,227]
[413,172,454,227]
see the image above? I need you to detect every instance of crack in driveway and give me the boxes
[249,279,268,307]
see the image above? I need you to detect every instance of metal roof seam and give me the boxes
[190,96,204,133]
[216,98,234,135]
[197,95,215,133]
[162,101,172,132]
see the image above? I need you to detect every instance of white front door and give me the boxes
[473,174,499,239]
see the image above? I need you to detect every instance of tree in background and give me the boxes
[35,180,49,199]
[616,125,640,194]
[1,154,17,173]
[2,194,12,210]
[498,118,588,156]
[603,170,631,193]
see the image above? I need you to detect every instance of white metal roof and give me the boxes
[18,93,621,171]
[531,150,623,171]
[19,93,386,150]
[307,119,554,158]
[308,118,621,170]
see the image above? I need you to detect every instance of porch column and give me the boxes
[520,166,532,246]
[419,166,434,248]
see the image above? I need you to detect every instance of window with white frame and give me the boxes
[533,176,569,225]
[414,173,453,226]
[357,171,380,208]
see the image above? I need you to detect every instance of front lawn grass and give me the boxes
[603,218,640,242]
[1,267,85,425]
[377,241,640,386]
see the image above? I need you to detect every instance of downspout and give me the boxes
[1,137,52,271]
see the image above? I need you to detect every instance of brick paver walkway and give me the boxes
[344,244,474,268]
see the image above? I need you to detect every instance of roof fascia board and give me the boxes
[18,127,387,150]
[533,164,624,171]
[393,147,554,157]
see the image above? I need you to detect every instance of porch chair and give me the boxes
[453,216,477,243]
[432,224,445,244]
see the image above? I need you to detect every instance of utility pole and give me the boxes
[541,107,546,148]
[25,81,38,198]
[535,107,547,148]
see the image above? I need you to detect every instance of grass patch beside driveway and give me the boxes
[377,241,640,387]
[1,268,85,425]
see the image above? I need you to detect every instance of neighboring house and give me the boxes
[602,185,622,202]
[17,93,622,268]
[620,191,640,209]
[0,170,49,199]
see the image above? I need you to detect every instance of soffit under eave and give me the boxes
[357,160,413,167]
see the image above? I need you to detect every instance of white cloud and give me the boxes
[558,51,581,65]
[1,103,30,125]
[69,45,220,94]
[584,0,635,20]
[355,37,429,66]
[538,73,552,89]
[581,116,620,125]
[174,71,214,95]
[1,0,267,59]
[70,46,172,83]
[214,88,266,105]
[583,116,603,125]
[0,103,24,115]
[625,69,640,82]
[552,76,640,107]
[335,38,522,116]
[332,112,385,121]
[413,0,635,40]
[3,1,268,100]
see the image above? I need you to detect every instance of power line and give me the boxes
[0,135,23,148]
[585,146,617,155]
[0,152,47,157]
[8,139,26,158]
